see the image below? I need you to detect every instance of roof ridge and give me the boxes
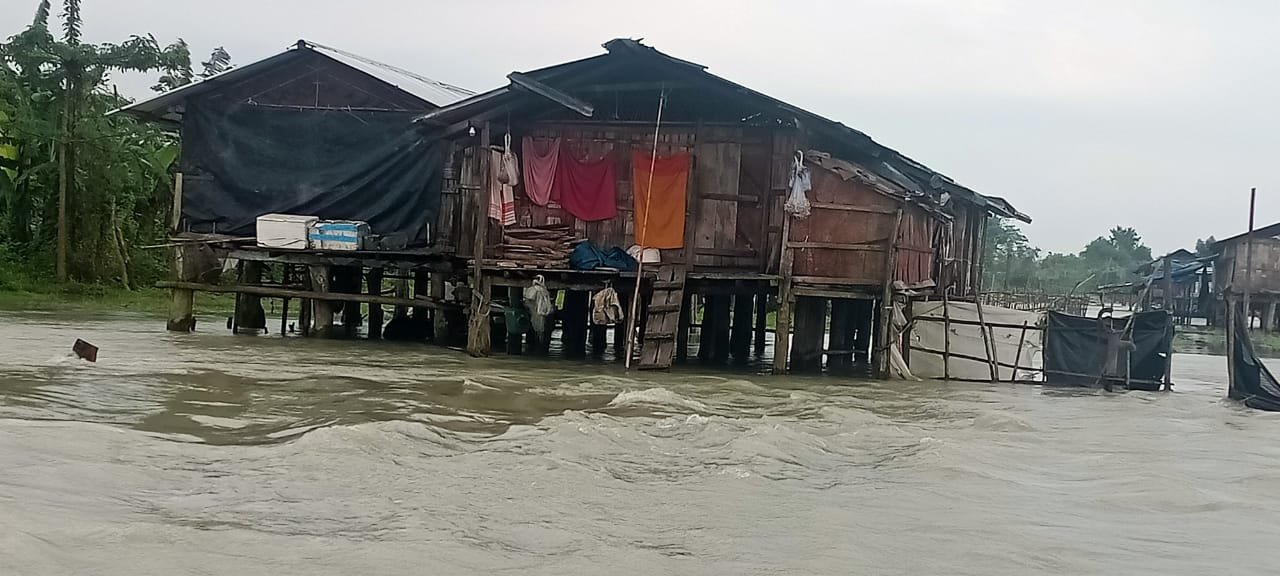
[305,41,475,97]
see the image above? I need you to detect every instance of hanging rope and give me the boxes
[624,89,667,369]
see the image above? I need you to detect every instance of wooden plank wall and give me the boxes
[765,131,800,274]
[434,122,780,272]
[788,166,937,286]
[1221,237,1280,293]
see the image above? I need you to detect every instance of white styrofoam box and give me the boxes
[308,220,370,251]
[256,214,318,249]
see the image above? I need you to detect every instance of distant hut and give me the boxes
[1214,222,1280,331]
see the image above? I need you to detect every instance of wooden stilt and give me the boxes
[338,266,362,339]
[941,292,952,380]
[309,264,333,338]
[828,299,851,374]
[754,291,768,356]
[431,272,448,344]
[393,266,409,319]
[874,208,903,378]
[790,296,826,373]
[710,295,732,364]
[675,289,693,363]
[367,268,383,340]
[730,294,753,364]
[772,210,796,375]
[167,244,196,332]
[853,299,873,365]
[466,274,492,357]
[698,295,714,362]
[614,290,630,361]
[563,290,589,358]
[234,260,266,334]
[280,297,290,336]
[590,321,607,358]
[491,284,507,352]
[507,286,525,355]
[466,122,493,357]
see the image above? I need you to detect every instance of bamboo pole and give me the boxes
[1011,320,1029,381]
[875,208,904,378]
[624,90,667,369]
[1243,187,1257,331]
[941,290,952,381]
[974,298,999,383]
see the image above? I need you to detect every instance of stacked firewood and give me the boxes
[499,225,576,267]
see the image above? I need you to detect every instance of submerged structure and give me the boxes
[127,39,1034,377]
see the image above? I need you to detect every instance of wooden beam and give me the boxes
[701,193,759,203]
[808,202,895,215]
[156,281,458,310]
[875,208,903,378]
[789,241,886,252]
[467,124,494,357]
[508,72,594,117]
[309,265,334,338]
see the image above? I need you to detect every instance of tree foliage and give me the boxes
[0,0,226,287]
[983,221,1156,294]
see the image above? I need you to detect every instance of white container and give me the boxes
[308,220,370,251]
[256,214,317,249]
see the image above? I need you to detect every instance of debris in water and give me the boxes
[72,339,98,362]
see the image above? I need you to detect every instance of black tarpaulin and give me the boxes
[1043,311,1173,388]
[180,103,444,242]
[1230,304,1280,411]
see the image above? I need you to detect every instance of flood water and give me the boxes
[2,311,1279,575]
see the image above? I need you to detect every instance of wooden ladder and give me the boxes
[637,265,687,370]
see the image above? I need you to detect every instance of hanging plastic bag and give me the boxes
[784,150,811,218]
[523,275,555,336]
[592,286,623,326]
[498,132,521,186]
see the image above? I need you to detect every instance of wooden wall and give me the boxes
[437,122,791,272]
[1218,237,1280,294]
[942,203,987,298]
[788,166,938,286]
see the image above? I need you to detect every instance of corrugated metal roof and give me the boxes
[113,40,473,122]
[419,38,1030,223]
[308,42,474,108]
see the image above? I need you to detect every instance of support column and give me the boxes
[790,296,827,373]
[853,299,873,365]
[675,289,693,363]
[431,272,448,344]
[772,285,794,374]
[828,299,852,374]
[754,292,768,356]
[367,268,383,340]
[466,274,492,357]
[563,290,589,358]
[309,264,333,338]
[730,294,754,364]
[234,260,266,334]
[1266,299,1278,333]
[336,266,362,338]
[166,245,196,332]
[507,286,525,355]
[614,290,631,361]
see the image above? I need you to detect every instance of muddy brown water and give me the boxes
[2,311,1279,575]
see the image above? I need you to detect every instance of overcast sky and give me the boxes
[6,0,1277,254]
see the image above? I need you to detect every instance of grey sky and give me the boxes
[7,0,1277,254]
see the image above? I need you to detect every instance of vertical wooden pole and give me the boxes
[367,268,383,340]
[170,172,184,231]
[790,297,827,372]
[772,213,795,375]
[1011,321,1029,381]
[875,208,904,378]
[1226,294,1237,398]
[490,284,507,352]
[1266,300,1278,333]
[614,289,630,361]
[339,267,362,338]
[507,286,525,355]
[309,265,333,338]
[975,299,999,382]
[235,260,265,334]
[753,291,768,356]
[431,272,448,344]
[467,124,493,357]
[941,291,952,381]
[413,269,431,322]
[1244,187,1257,331]
[1162,254,1174,316]
[393,266,409,319]
[730,293,753,364]
[563,290,589,358]
[166,245,196,332]
[710,295,732,364]
[828,299,851,373]
[675,289,693,363]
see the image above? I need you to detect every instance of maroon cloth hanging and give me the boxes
[554,150,617,221]
[521,136,560,207]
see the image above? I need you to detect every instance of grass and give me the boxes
[1174,326,1280,358]
[0,281,236,317]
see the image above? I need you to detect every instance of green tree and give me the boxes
[1195,236,1218,256]
[983,217,1040,290]
[1080,226,1153,286]
[1,0,189,284]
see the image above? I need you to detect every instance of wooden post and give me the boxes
[367,268,383,340]
[853,299,873,365]
[467,124,493,357]
[339,266,362,339]
[1011,320,1029,381]
[1266,299,1278,333]
[590,320,607,358]
[393,266,410,319]
[614,289,630,361]
[490,284,507,352]
[772,214,796,375]
[730,294,753,364]
[170,172,184,231]
[309,265,333,338]
[166,245,196,332]
[710,295,732,364]
[828,299,851,374]
[753,291,768,356]
[941,291,952,381]
[1226,294,1237,397]
[563,290,589,358]
[1244,188,1257,330]
[874,208,904,378]
[413,269,431,322]
[431,272,448,344]
[975,298,999,383]
[1162,254,1174,317]
[508,286,525,355]
[790,297,827,372]
[234,260,266,334]
[676,289,693,362]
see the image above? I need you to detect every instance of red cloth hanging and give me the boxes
[521,136,560,207]
[554,149,617,221]
[632,150,689,249]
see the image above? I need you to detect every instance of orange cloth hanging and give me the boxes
[632,150,689,249]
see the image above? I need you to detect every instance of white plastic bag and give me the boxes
[784,151,811,218]
[523,275,554,336]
